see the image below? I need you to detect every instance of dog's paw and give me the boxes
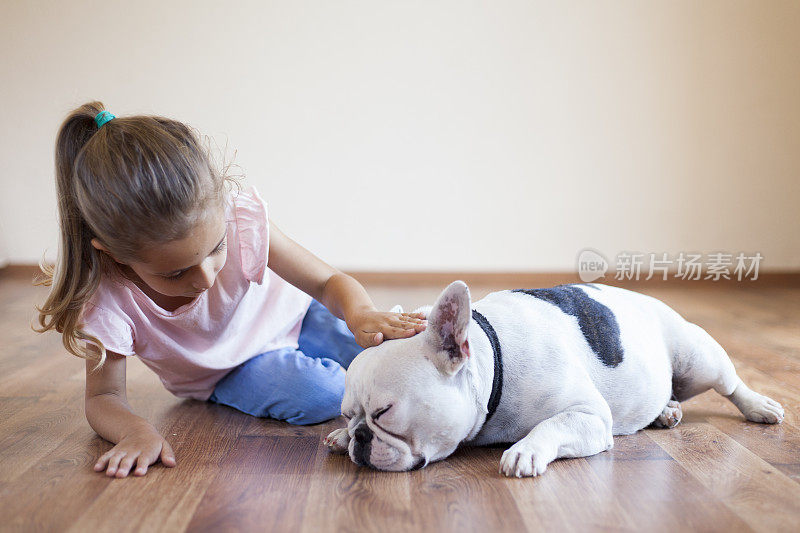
[740,393,784,424]
[324,428,351,454]
[651,400,683,429]
[499,443,551,478]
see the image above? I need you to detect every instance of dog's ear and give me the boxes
[426,280,472,375]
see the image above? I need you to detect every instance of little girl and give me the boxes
[36,102,427,479]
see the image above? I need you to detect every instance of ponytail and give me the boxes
[35,101,110,367]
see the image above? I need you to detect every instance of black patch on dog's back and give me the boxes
[511,285,624,367]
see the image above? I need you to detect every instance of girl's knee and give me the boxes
[212,349,347,424]
[282,366,346,425]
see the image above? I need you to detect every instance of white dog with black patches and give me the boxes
[324,282,784,477]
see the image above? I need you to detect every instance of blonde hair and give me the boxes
[35,101,239,367]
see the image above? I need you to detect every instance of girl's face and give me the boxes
[94,209,228,298]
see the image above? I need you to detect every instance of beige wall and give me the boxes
[1,1,798,271]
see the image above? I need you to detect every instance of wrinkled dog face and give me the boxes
[340,282,478,471]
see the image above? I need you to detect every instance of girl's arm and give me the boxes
[85,348,176,477]
[267,220,426,347]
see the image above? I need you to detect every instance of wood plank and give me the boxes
[187,435,318,532]
[301,443,418,532]
[675,380,800,485]
[648,421,800,533]
[507,455,639,532]
[304,444,530,532]
[0,427,113,529]
[0,397,38,421]
[0,390,85,483]
[584,431,752,532]
[0,349,84,398]
[710,414,800,485]
[67,402,244,533]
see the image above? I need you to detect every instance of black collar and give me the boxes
[471,309,503,424]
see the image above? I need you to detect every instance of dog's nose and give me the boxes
[410,455,427,471]
[351,424,374,467]
[353,424,373,444]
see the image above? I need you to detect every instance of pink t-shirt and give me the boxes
[80,186,313,400]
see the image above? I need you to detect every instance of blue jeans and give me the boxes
[209,299,363,425]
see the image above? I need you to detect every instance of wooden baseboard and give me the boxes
[347,271,583,287]
[0,264,44,281]
[4,264,799,288]
[346,271,800,288]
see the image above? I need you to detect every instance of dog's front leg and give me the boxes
[499,409,613,478]
[324,427,351,454]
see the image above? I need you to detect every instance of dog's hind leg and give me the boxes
[650,399,682,428]
[727,382,784,424]
[671,322,783,424]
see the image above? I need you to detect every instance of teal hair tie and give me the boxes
[95,110,116,128]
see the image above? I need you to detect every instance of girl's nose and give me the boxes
[194,262,216,290]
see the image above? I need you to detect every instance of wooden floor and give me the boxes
[1,271,799,532]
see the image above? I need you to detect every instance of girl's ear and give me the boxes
[90,238,123,263]
[90,238,107,253]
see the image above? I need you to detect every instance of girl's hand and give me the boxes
[93,425,176,478]
[349,310,427,348]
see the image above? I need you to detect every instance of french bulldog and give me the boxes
[324,281,784,477]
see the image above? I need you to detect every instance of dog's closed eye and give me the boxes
[371,404,393,421]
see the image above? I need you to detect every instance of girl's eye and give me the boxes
[165,270,187,280]
[161,239,226,280]
[213,240,227,255]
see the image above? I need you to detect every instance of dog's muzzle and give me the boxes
[409,455,427,471]
[351,423,373,466]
